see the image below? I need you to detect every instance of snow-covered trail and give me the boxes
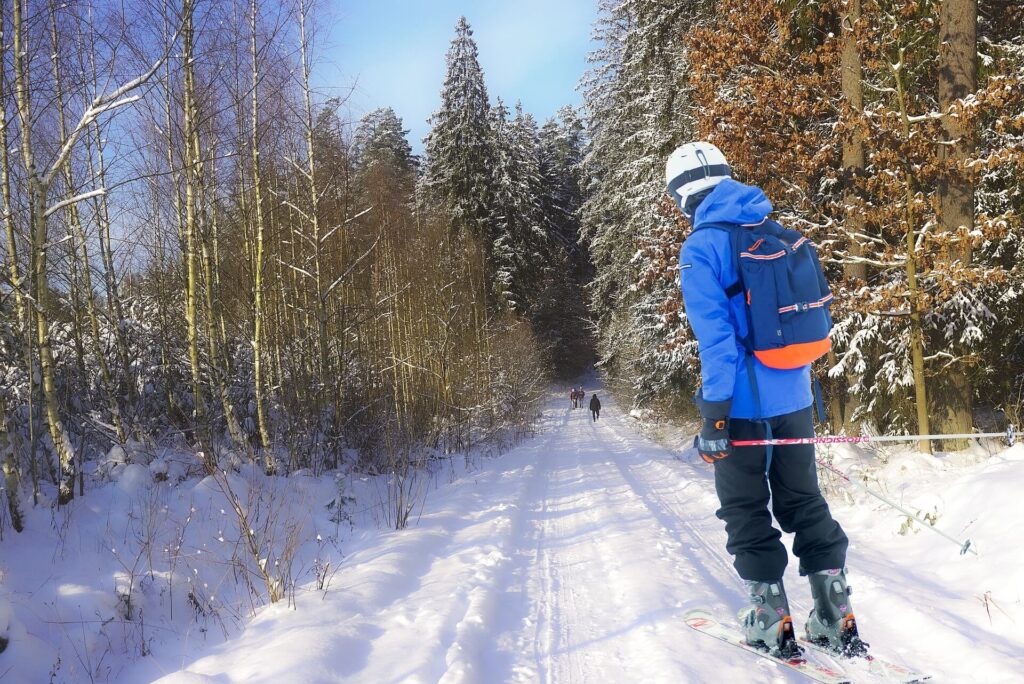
[138,397,745,683]
[139,393,1023,683]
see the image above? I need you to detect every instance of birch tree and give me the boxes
[249,0,273,468]
[180,0,215,466]
[48,0,128,446]
[10,0,173,500]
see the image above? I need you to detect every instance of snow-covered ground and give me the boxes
[1,391,1022,683]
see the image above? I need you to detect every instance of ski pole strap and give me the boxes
[812,377,827,426]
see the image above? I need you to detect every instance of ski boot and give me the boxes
[805,568,869,656]
[738,579,800,659]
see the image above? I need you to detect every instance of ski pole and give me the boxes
[726,427,1017,557]
[729,424,1016,448]
[810,456,979,556]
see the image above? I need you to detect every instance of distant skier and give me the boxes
[589,394,601,422]
[570,388,577,409]
[667,142,861,659]
[578,388,585,407]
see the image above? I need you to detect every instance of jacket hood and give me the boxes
[693,178,773,227]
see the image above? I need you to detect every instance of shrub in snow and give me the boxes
[327,472,355,526]
[150,458,170,482]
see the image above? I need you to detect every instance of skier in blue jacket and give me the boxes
[667,142,861,658]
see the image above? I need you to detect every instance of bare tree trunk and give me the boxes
[12,0,78,502]
[200,158,250,458]
[297,0,330,384]
[182,0,215,468]
[837,0,866,432]
[88,120,133,387]
[84,3,133,394]
[935,0,977,449]
[0,10,25,530]
[30,194,77,499]
[50,2,128,445]
[161,2,186,428]
[0,4,36,509]
[0,1,26,332]
[0,397,23,533]
[64,234,89,380]
[893,53,932,454]
[250,0,274,470]
[152,195,179,422]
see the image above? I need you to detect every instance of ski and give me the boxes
[684,609,852,683]
[799,637,931,683]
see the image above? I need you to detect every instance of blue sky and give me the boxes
[318,1,597,153]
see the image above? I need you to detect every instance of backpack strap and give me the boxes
[726,223,764,421]
[724,223,754,353]
[692,221,745,300]
[691,220,764,420]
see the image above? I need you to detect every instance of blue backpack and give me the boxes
[702,219,833,369]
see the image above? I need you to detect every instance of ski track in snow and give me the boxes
[122,392,1021,683]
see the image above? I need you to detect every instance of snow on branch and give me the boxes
[284,156,314,182]
[276,258,316,281]
[319,206,373,244]
[907,111,947,124]
[277,198,312,223]
[44,188,106,218]
[41,24,183,189]
[325,232,382,296]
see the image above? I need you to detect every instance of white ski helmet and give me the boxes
[665,142,731,216]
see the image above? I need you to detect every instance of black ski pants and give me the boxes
[591,408,600,421]
[712,406,848,581]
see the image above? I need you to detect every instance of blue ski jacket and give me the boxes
[680,178,812,420]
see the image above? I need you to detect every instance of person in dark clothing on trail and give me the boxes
[667,142,861,659]
[570,389,577,409]
[572,387,584,409]
[589,394,601,422]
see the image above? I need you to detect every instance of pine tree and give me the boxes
[490,100,546,311]
[975,2,1024,424]
[533,108,595,377]
[355,108,416,181]
[354,107,417,204]
[421,17,496,245]
[581,0,708,407]
[537,107,585,252]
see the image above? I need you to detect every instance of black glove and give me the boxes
[694,396,732,464]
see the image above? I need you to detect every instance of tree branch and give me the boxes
[44,188,106,218]
[41,19,184,187]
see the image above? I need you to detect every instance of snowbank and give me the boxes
[1,399,1021,683]
[0,445,358,683]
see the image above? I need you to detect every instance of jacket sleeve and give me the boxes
[680,230,738,406]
